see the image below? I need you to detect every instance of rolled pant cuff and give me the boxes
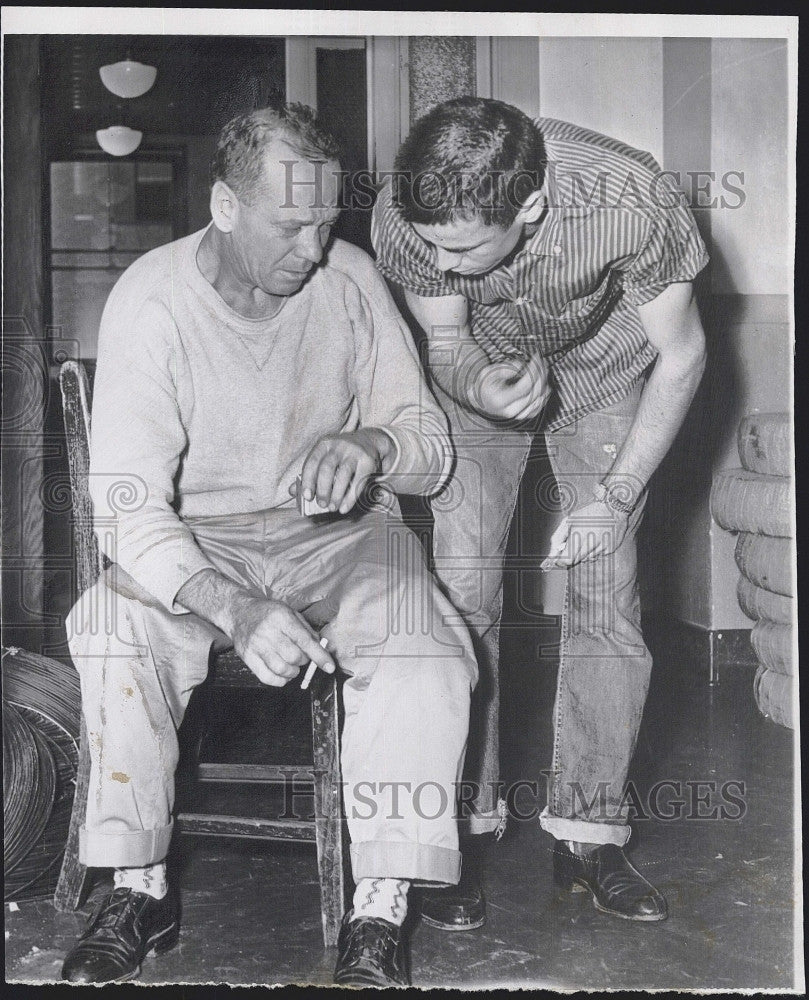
[79,824,173,868]
[350,841,461,885]
[539,807,630,847]
[465,798,508,837]
[467,814,502,835]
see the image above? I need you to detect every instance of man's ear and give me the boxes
[210,180,239,233]
[515,188,547,225]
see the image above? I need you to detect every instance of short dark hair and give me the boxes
[393,97,547,228]
[210,103,343,205]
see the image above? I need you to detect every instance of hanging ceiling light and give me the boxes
[99,58,157,99]
[95,126,143,157]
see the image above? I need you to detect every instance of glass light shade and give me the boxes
[99,60,157,99]
[96,126,143,157]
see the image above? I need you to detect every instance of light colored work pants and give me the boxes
[68,507,477,885]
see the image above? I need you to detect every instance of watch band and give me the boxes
[594,481,636,516]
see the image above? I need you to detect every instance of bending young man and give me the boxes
[372,97,708,927]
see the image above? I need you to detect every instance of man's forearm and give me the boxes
[175,568,255,638]
[426,337,491,411]
[603,348,706,501]
[401,288,484,411]
[401,288,549,420]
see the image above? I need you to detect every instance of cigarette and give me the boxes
[300,636,330,690]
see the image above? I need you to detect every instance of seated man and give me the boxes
[61,104,477,988]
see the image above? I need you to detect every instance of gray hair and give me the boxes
[210,103,343,204]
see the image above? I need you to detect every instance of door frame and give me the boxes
[285,35,409,174]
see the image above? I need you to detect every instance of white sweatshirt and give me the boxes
[89,229,452,613]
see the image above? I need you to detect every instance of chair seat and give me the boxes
[176,814,318,842]
[211,648,263,686]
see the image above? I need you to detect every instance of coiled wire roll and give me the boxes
[3,647,81,901]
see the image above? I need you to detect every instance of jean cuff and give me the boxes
[465,798,508,837]
[539,807,630,847]
[350,841,461,885]
[467,814,501,835]
[79,823,173,868]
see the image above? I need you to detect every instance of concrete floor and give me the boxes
[5,619,800,991]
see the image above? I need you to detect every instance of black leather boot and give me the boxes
[333,910,411,987]
[553,841,667,921]
[61,886,180,983]
[418,834,487,931]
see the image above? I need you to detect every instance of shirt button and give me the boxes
[552,244,563,255]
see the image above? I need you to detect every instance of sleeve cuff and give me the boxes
[624,250,710,307]
[129,540,218,615]
[376,426,403,477]
[375,423,454,496]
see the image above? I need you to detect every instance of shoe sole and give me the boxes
[566,880,667,922]
[334,971,410,988]
[592,899,667,922]
[420,913,486,932]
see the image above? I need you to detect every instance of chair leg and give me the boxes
[311,676,345,948]
[53,717,90,912]
[175,679,212,813]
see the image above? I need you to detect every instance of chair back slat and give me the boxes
[58,361,101,595]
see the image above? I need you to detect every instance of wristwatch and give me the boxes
[594,481,638,516]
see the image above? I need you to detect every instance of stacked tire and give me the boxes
[710,413,795,729]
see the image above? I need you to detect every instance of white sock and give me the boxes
[567,840,600,856]
[351,878,409,926]
[114,862,168,899]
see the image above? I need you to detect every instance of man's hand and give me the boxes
[229,592,335,687]
[176,569,335,688]
[470,352,550,422]
[540,499,630,571]
[297,428,394,515]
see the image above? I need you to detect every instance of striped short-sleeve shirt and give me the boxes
[371,117,709,431]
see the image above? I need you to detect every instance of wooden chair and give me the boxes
[54,360,346,947]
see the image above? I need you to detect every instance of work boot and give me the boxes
[61,886,180,983]
[418,833,487,931]
[553,841,667,921]
[333,910,410,987]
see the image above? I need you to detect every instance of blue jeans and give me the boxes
[432,380,649,845]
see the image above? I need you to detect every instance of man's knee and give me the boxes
[393,647,477,706]
[337,572,478,690]
[68,576,157,661]
[568,566,644,644]
[431,563,503,636]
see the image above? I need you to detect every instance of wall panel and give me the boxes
[538,37,663,161]
[710,39,790,296]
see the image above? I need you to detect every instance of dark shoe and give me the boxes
[61,886,180,983]
[333,910,410,988]
[553,841,667,921]
[420,877,486,931]
[419,834,487,931]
